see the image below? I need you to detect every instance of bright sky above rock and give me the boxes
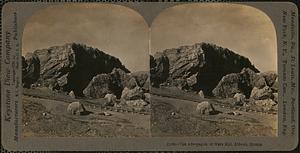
[22,3,149,72]
[151,3,277,72]
[23,3,277,72]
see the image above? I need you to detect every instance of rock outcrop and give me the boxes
[83,74,116,98]
[121,86,144,101]
[250,86,273,100]
[198,90,205,99]
[212,73,242,98]
[150,43,259,95]
[22,43,130,96]
[83,68,149,99]
[213,68,277,98]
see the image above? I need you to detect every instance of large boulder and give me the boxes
[23,43,129,96]
[196,101,215,115]
[213,68,275,98]
[234,93,246,102]
[124,77,138,89]
[150,43,259,95]
[83,74,114,98]
[233,93,246,106]
[67,101,86,115]
[198,90,205,98]
[212,73,242,98]
[104,93,117,106]
[240,68,267,89]
[261,71,278,87]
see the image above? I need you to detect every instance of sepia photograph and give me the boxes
[1,1,298,151]
[150,3,278,137]
[21,3,150,137]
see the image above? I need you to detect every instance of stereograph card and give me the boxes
[1,1,298,151]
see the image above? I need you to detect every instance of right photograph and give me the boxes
[150,3,278,137]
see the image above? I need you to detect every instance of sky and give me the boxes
[22,3,149,72]
[22,3,277,72]
[151,3,277,72]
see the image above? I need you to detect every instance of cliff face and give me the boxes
[23,43,130,96]
[150,42,259,95]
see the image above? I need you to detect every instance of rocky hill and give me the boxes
[22,43,130,96]
[150,42,259,95]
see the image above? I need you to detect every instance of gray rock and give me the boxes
[227,111,242,116]
[69,91,76,99]
[213,68,275,98]
[196,101,215,115]
[83,74,114,98]
[250,86,273,100]
[261,71,278,87]
[198,90,205,98]
[124,99,148,107]
[125,77,138,89]
[67,101,86,115]
[212,73,242,98]
[121,86,144,101]
[234,93,246,102]
[254,99,277,111]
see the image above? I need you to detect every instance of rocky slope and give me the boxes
[22,43,130,96]
[150,42,259,95]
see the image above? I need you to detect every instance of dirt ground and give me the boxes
[150,87,277,137]
[22,88,150,137]
[22,87,277,137]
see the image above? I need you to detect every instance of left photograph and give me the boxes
[21,4,150,137]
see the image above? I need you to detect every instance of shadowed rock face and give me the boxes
[150,53,169,87]
[22,53,40,88]
[150,42,259,95]
[23,43,130,96]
